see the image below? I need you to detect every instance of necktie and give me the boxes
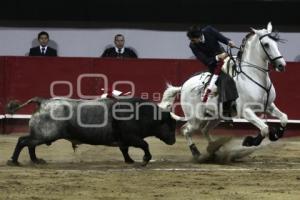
[41,47,45,55]
[118,48,122,55]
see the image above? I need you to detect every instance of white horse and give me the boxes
[159,22,288,159]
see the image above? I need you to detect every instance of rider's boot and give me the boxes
[222,100,237,118]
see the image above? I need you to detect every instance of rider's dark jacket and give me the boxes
[189,25,230,73]
[189,25,238,105]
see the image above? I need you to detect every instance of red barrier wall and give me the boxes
[0,57,6,113]
[0,56,299,134]
[0,57,201,115]
[271,62,300,119]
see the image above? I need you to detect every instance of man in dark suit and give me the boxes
[101,34,137,58]
[29,31,57,56]
[187,25,237,103]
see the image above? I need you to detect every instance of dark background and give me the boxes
[0,0,299,31]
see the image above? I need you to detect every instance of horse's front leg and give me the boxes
[266,103,288,140]
[242,108,268,146]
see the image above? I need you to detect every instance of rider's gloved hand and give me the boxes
[216,52,228,61]
[228,40,237,48]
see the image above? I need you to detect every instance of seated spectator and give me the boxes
[101,34,138,58]
[29,31,57,56]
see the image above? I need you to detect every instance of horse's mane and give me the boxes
[237,32,255,61]
[237,31,285,61]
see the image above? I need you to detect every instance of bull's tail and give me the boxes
[158,83,182,110]
[6,97,44,114]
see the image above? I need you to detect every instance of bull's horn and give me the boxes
[170,112,186,121]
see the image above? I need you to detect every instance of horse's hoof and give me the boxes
[276,125,286,138]
[207,137,232,154]
[190,144,201,157]
[32,159,47,165]
[253,134,265,146]
[7,160,21,166]
[242,134,264,147]
[269,125,286,141]
[242,136,255,147]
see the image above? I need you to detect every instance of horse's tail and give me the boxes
[158,84,187,121]
[158,83,182,110]
[6,97,44,114]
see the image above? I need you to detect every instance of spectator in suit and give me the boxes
[101,34,138,58]
[29,31,57,56]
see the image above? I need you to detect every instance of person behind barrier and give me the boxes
[101,34,138,58]
[29,31,57,57]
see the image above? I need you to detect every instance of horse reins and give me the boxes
[227,33,281,113]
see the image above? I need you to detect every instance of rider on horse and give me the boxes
[187,25,238,115]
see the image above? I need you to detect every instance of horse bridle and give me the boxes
[231,33,283,72]
[228,33,282,113]
[259,33,283,65]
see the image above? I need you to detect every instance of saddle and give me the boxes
[196,71,238,118]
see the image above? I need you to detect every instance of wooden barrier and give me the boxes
[0,56,299,135]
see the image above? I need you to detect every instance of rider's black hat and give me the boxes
[187,25,202,38]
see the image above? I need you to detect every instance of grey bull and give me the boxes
[6,97,177,166]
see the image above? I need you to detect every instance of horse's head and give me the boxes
[250,22,286,72]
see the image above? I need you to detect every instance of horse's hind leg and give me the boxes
[200,119,232,154]
[201,119,220,143]
[266,103,288,140]
[181,121,202,158]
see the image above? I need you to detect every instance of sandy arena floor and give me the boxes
[1,133,300,200]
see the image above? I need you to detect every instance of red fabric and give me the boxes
[202,89,211,102]
[214,61,223,75]
[106,88,115,99]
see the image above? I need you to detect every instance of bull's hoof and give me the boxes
[125,158,135,164]
[32,159,47,165]
[141,160,149,167]
[207,137,232,154]
[242,134,265,147]
[7,160,21,166]
[141,155,152,166]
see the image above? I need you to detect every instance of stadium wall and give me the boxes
[0,27,300,61]
[0,56,299,136]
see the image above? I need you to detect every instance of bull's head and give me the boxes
[155,111,177,145]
